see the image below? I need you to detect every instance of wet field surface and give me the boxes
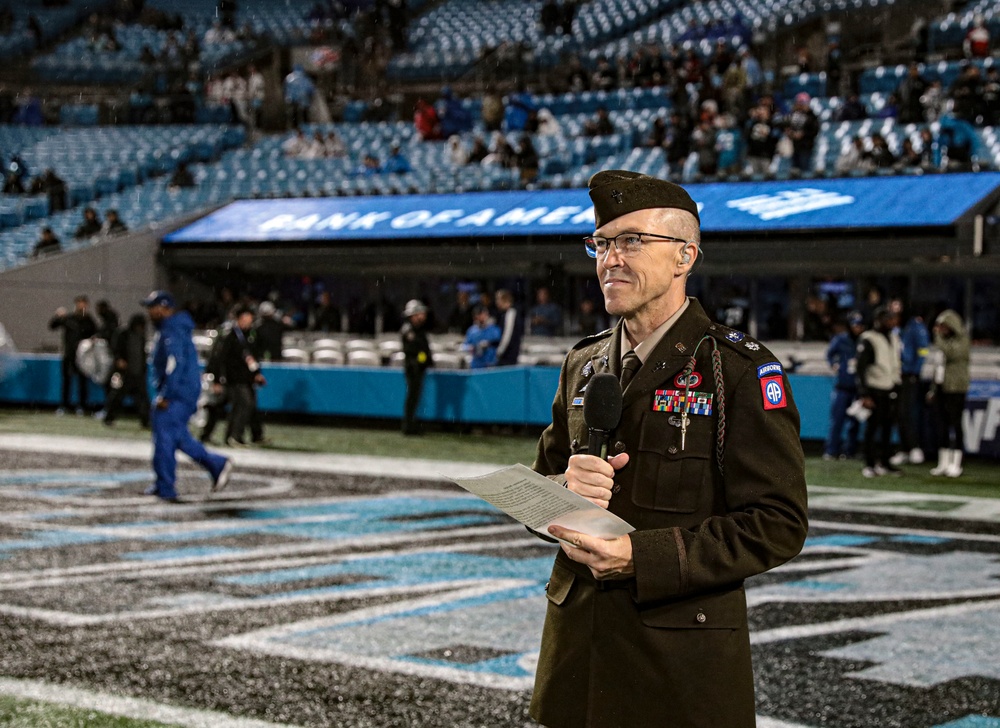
[0,450,998,728]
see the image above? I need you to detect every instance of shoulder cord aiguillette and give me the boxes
[679,335,726,475]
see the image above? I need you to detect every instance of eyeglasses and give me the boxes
[583,231,689,258]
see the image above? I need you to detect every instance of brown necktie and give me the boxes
[620,350,642,391]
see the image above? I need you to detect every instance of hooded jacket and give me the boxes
[150,310,201,408]
[933,309,970,394]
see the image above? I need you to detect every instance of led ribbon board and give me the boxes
[162,173,1000,243]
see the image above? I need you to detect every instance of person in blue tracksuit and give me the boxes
[143,290,232,502]
[462,305,502,369]
[824,310,865,459]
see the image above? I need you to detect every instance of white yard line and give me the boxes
[752,597,1000,645]
[0,676,299,728]
[0,433,506,480]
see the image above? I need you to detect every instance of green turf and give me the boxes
[806,453,1000,498]
[1,406,997,498]
[0,407,542,466]
[0,695,179,728]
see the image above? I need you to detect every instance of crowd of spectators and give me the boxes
[185,280,607,347]
[2,159,69,212]
[566,37,995,177]
[342,27,998,184]
[281,128,347,158]
[203,64,266,128]
[30,205,129,258]
[819,297,971,481]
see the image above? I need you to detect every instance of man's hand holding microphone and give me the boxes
[548,372,635,580]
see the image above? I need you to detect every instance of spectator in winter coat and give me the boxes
[928,309,971,478]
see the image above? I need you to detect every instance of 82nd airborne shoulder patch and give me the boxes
[758,361,787,410]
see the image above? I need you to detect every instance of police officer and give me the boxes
[530,171,808,727]
[401,299,434,435]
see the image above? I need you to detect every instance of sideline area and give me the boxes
[1,407,997,498]
[0,414,999,727]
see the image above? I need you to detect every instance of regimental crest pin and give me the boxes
[582,361,593,377]
[726,330,745,343]
[674,371,703,388]
[675,342,687,353]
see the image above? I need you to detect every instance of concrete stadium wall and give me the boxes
[0,230,163,353]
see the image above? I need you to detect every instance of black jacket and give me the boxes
[220,326,258,386]
[401,321,433,372]
[49,311,97,358]
[251,318,287,362]
[113,325,147,377]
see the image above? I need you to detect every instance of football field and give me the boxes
[0,427,998,728]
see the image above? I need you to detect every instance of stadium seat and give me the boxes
[346,349,381,367]
[281,348,311,363]
[431,352,464,370]
[311,349,345,366]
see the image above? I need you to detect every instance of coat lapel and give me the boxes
[622,299,713,409]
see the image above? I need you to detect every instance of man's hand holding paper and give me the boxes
[548,524,635,580]
[449,463,634,543]
[555,451,634,579]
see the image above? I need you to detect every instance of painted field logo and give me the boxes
[727,188,855,220]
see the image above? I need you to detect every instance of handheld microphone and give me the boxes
[583,372,623,459]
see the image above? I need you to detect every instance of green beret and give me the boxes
[588,170,700,228]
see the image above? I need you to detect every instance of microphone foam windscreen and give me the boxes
[583,372,623,431]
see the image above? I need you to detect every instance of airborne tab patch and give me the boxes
[757,361,784,379]
[653,389,714,415]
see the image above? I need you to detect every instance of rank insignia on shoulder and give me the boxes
[725,330,745,343]
[653,389,714,415]
[745,341,760,351]
[760,376,787,410]
[674,371,702,388]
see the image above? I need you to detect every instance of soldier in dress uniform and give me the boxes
[530,170,809,728]
[400,299,434,435]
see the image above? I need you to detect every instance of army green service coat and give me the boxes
[530,299,808,728]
